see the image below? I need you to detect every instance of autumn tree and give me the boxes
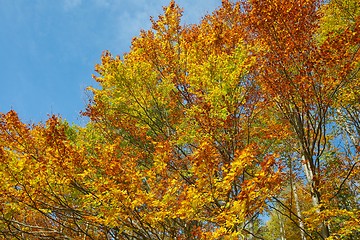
[0,2,282,239]
[243,0,359,238]
[0,0,359,239]
[81,2,283,238]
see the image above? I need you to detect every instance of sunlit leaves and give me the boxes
[1,0,360,239]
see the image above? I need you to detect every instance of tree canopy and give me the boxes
[0,0,359,239]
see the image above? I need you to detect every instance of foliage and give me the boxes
[0,0,359,239]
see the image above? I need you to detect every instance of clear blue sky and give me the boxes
[0,0,221,124]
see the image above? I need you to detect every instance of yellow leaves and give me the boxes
[317,0,360,43]
[9,0,360,238]
[304,207,360,239]
[212,226,243,239]
[222,147,253,184]
[217,200,246,223]
[151,0,182,37]
[178,186,203,215]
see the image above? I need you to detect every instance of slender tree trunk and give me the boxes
[277,211,286,240]
[336,109,359,146]
[302,155,330,239]
[247,220,254,240]
[293,182,306,240]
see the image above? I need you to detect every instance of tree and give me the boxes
[0,0,359,239]
[83,2,283,238]
[243,0,359,238]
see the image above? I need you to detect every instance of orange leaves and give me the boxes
[189,0,244,55]
[78,2,286,238]
[0,111,91,238]
[246,0,320,45]
[4,0,360,239]
[245,0,359,109]
[245,0,328,105]
[151,0,182,37]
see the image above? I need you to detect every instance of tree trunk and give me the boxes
[277,211,286,240]
[293,182,306,240]
[302,155,330,239]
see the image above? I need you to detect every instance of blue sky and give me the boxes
[0,0,221,124]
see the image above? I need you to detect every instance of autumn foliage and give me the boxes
[0,0,359,239]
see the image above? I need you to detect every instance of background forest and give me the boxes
[0,0,359,239]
